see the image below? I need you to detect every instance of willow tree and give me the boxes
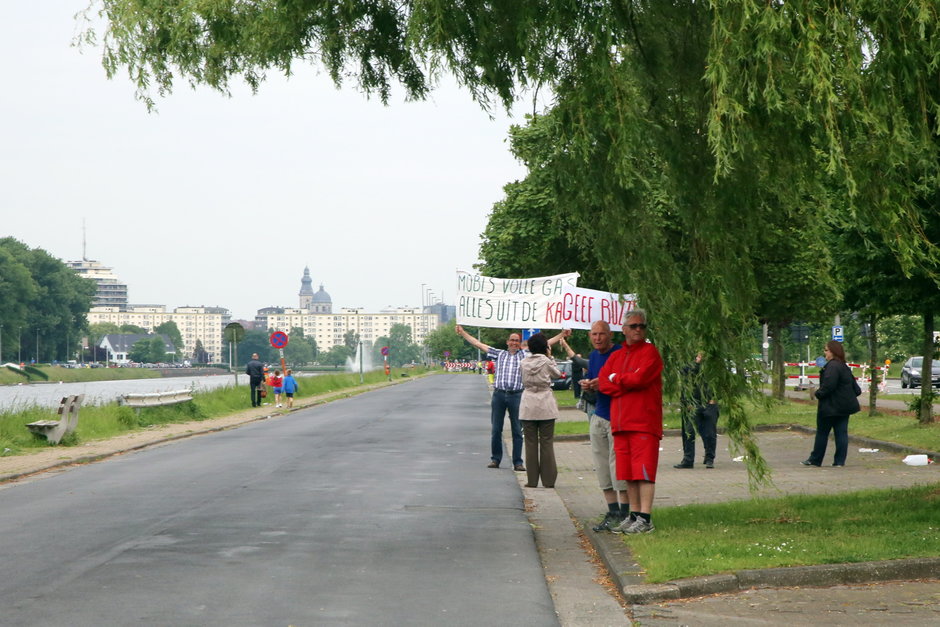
[87,1,940,480]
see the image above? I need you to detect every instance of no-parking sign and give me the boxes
[269,331,289,349]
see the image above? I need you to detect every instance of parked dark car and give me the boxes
[900,356,940,389]
[551,360,573,390]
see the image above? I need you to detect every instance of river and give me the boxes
[1,373,256,411]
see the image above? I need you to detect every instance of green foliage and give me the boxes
[154,321,184,352]
[88,0,940,480]
[424,320,474,361]
[0,237,95,363]
[373,323,422,367]
[322,345,351,368]
[239,329,277,364]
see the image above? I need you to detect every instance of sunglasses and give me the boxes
[625,323,647,330]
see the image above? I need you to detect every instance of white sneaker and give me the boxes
[624,517,655,534]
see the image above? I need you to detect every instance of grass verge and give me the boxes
[628,484,940,583]
[554,395,940,453]
[0,367,426,455]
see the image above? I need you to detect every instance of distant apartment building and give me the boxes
[88,305,230,362]
[255,306,439,352]
[66,259,129,310]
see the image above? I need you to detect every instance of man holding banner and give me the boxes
[455,324,569,471]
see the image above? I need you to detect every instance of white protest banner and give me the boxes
[543,285,638,330]
[456,271,580,329]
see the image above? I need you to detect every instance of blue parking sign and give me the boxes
[832,326,844,342]
[522,328,540,340]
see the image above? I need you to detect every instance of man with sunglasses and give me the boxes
[456,325,568,470]
[598,309,663,534]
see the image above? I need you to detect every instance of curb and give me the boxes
[616,557,940,604]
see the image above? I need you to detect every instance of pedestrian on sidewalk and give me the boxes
[674,352,719,469]
[246,353,265,407]
[599,309,663,534]
[562,323,629,531]
[282,369,299,408]
[270,370,284,408]
[803,340,861,467]
[520,333,562,488]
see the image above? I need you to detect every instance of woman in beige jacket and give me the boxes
[520,332,563,488]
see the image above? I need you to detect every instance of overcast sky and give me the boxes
[2,4,534,321]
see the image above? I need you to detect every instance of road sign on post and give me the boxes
[832,326,844,342]
[269,332,289,384]
[269,331,289,349]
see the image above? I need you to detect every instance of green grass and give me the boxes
[0,367,427,456]
[554,395,940,452]
[556,420,589,435]
[553,389,580,407]
[628,484,940,583]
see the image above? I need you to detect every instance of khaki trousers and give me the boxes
[521,419,557,488]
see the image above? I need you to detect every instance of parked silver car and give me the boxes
[900,356,940,389]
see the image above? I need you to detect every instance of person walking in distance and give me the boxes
[246,353,265,407]
[282,369,299,408]
[802,340,861,467]
[270,370,284,408]
[598,310,663,534]
[456,325,569,471]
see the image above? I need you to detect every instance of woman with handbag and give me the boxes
[802,340,861,467]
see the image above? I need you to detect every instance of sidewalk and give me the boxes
[531,405,940,623]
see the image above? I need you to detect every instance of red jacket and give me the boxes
[597,340,664,438]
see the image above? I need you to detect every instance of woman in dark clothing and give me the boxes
[802,340,860,467]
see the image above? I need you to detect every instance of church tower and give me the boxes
[299,266,315,310]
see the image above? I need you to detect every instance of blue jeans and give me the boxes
[491,389,523,466]
[809,414,850,466]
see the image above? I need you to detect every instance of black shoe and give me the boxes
[704,460,714,469]
[514,465,526,472]
[487,461,499,469]
[592,512,624,532]
[801,460,820,466]
[673,461,693,469]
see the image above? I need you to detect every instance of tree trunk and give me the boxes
[772,322,785,400]
[919,311,934,425]
[868,315,878,416]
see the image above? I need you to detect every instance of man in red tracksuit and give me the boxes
[598,309,663,534]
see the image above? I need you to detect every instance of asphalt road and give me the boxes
[0,375,558,626]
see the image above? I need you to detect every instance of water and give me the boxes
[345,343,377,373]
[0,373,249,411]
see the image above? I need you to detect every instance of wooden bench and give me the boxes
[118,389,194,416]
[26,394,84,444]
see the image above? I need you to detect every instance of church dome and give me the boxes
[313,284,331,303]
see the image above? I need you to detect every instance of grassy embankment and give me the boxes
[0,367,427,456]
